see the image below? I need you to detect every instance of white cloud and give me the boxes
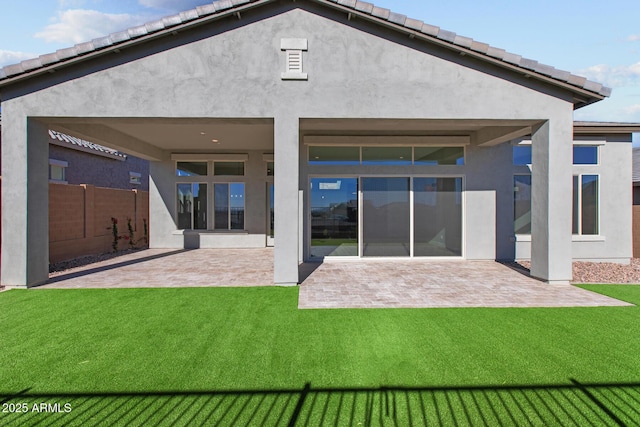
[575,63,640,88]
[58,0,86,7]
[624,104,640,118]
[34,9,146,45]
[0,50,37,68]
[628,34,640,42]
[138,0,206,12]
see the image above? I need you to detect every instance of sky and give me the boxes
[0,0,638,142]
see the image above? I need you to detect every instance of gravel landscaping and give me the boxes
[514,258,640,284]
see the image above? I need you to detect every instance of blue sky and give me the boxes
[1,0,639,140]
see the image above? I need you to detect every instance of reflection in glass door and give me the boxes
[267,183,274,246]
[361,177,411,256]
[413,177,462,256]
[310,178,358,257]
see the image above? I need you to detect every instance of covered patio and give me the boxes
[41,249,631,309]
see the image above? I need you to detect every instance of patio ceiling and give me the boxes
[40,117,540,160]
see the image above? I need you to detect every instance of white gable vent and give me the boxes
[281,38,308,80]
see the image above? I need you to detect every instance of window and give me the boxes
[362,147,412,165]
[308,146,465,165]
[573,175,599,235]
[214,162,244,176]
[214,183,245,230]
[309,146,360,165]
[177,183,207,230]
[514,144,600,165]
[513,145,532,165]
[573,146,598,165]
[49,159,68,183]
[413,177,463,256]
[267,162,274,176]
[414,147,464,165]
[177,162,207,176]
[513,175,532,234]
[129,172,142,185]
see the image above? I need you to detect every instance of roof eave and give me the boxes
[316,0,609,105]
[0,0,271,90]
[574,123,640,134]
[0,0,610,106]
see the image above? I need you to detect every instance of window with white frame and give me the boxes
[173,155,248,231]
[513,144,600,166]
[49,159,68,183]
[177,183,207,230]
[573,146,598,165]
[573,174,599,235]
[513,175,532,234]
[214,183,245,230]
[129,172,142,185]
[308,145,465,165]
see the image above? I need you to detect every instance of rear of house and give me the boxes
[0,0,637,288]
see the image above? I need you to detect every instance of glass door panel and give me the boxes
[214,183,229,229]
[229,183,245,230]
[267,183,274,246]
[310,178,358,257]
[193,183,207,230]
[177,184,193,229]
[362,177,410,257]
[413,177,462,256]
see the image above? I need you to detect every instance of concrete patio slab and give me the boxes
[298,260,633,309]
[43,248,274,288]
[40,249,632,309]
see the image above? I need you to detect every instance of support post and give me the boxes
[1,116,50,288]
[273,116,300,285]
[530,119,573,284]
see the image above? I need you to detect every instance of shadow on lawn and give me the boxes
[1,380,638,426]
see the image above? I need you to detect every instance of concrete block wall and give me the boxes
[48,183,149,263]
[49,183,85,241]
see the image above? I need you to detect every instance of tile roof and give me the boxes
[49,130,127,160]
[0,0,612,101]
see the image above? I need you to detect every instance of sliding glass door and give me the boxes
[361,177,410,257]
[309,176,463,258]
[413,177,462,256]
[310,178,358,257]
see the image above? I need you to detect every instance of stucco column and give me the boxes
[1,116,50,288]
[148,158,177,248]
[530,119,573,284]
[273,115,299,285]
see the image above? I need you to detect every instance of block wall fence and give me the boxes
[48,183,149,263]
[633,206,640,258]
[0,178,149,265]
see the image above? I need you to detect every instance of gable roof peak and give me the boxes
[0,0,611,104]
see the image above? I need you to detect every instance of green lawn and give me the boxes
[1,285,639,426]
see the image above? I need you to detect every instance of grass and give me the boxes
[1,285,639,425]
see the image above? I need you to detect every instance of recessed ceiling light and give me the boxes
[211,139,219,143]
[200,132,206,135]
[314,156,320,159]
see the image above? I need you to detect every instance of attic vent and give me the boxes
[281,38,308,80]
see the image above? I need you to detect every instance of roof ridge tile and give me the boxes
[354,1,374,14]
[371,6,390,20]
